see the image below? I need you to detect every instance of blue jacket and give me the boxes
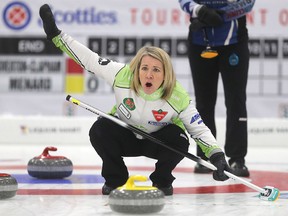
[179,0,255,47]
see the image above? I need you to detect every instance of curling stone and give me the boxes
[27,146,73,179]
[108,175,165,214]
[0,173,18,199]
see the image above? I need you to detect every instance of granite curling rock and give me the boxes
[0,173,18,199]
[27,146,73,179]
[108,175,165,214]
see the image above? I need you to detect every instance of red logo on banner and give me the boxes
[152,109,168,122]
[3,2,31,30]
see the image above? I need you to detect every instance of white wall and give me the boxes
[1,116,287,147]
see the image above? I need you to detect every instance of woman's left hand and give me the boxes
[209,152,231,181]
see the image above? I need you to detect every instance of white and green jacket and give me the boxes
[53,32,222,158]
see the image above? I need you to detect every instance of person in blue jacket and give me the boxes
[179,0,255,177]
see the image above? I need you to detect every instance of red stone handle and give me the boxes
[36,146,65,159]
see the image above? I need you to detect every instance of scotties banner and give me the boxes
[0,0,287,118]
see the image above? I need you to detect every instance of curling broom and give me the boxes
[66,95,280,201]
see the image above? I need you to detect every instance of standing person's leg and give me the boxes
[188,40,219,173]
[142,124,189,195]
[89,117,142,194]
[219,42,249,177]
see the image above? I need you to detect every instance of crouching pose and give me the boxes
[39,4,232,196]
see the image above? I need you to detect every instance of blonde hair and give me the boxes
[130,46,176,100]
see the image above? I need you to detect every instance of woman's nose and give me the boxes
[146,71,153,78]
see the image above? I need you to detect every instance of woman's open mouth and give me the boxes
[145,82,152,87]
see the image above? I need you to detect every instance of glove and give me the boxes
[196,5,224,27]
[189,18,207,32]
[209,152,230,181]
[39,4,61,40]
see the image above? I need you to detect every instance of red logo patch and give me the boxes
[152,109,168,122]
[123,98,135,110]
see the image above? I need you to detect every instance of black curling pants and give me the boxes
[188,39,249,163]
[89,117,189,188]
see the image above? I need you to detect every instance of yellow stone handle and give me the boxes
[117,175,158,191]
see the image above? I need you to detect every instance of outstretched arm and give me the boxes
[39,4,126,86]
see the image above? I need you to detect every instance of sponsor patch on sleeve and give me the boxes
[190,113,201,124]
